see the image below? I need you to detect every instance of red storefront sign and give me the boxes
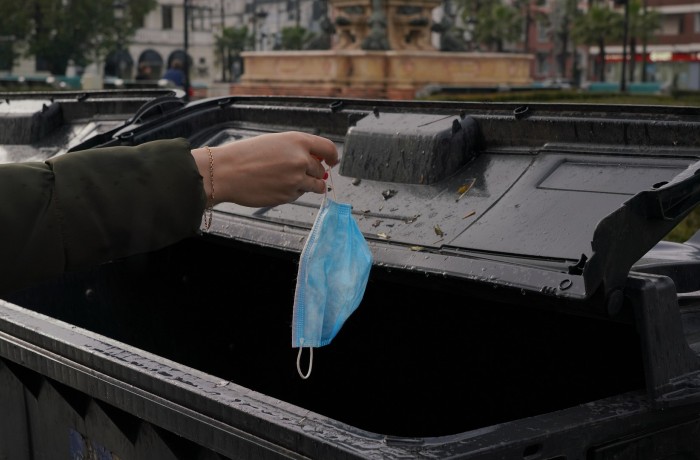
[603,52,700,63]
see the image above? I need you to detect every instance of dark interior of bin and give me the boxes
[5,235,645,437]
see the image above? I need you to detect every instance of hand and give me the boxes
[191,131,339,208]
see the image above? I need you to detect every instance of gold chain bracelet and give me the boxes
[203,146,215,231]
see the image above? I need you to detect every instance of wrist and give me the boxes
[191,147,214,203]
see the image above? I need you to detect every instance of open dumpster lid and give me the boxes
[0,89,185,164]
[72,96,700,307]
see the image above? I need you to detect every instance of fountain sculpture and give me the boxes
[231,0,532,99]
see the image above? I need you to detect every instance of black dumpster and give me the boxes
[1,93,700,459]
[0,88,185,163]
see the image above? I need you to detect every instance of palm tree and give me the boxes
[470,1,522,52]
[549,0,581,80]
[215,26,250,82]
[572,5,623,82]
[626,0,660,82]
[511,0,534,53]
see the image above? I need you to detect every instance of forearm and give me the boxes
[47,138,206,271]
[0,131,337,294]
[0,139,206,293]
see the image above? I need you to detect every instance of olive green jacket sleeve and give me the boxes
[0,138,206,294]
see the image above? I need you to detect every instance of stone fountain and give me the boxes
[230,0,532,99]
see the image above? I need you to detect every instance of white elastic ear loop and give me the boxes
[296,339,313,379]
[296,169,332,381]
[327,167,337,201]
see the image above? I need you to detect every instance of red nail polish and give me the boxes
[323,172,328,180]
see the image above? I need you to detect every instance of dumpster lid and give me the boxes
[86,97,700,305]
[0,89,184,164]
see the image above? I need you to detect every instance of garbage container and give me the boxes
[0,88,185,162]
[1,94,700,459]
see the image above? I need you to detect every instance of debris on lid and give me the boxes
[382,189,398,200]
[456,179,476,202]
[404,215,420,224]
[434,224,444,237]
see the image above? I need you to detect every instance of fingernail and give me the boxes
[323,172,328,180]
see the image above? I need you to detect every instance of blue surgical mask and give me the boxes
[292,190,372,379]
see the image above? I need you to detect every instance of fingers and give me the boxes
[297,132,338,167]
[195,131,337,208]
[305,155,326,179]
[300,177,327,195]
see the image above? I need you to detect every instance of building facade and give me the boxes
[4,0,700,91]
[121,0,319,86]
[601,0,700,89]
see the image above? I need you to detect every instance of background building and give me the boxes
[3,0,699,91]
[600,0,700,90]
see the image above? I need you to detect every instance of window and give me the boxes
[0,42,12,71]
[133,9,145,29]
[287,0,297,21]
[162,5,173,30]
[695,13,700,33]
[536,21,548,42]
[537,53,550,76]
[659,14,682,35]
[191,7,211,31]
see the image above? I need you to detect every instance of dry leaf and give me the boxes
[456,179,476,202]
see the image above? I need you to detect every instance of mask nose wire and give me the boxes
[296,338,313,379]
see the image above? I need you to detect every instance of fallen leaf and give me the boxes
[434,224,444,237]
[456,179,476,202]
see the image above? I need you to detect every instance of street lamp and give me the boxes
[251,7,268,51]
[464,17,477,51]
[615,0,629,92]
[113,2,127,79]
[114,0,125,48]
[184,0,191,99]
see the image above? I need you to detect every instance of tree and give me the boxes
[463,1,522,52]
[625,0,660,82]
[511,0,535,53]
[548,0,581,79]
[0,0,33,70]
[2,0,155,75]
[278,26,315,51]
[215,26,250,82]
[571,4,623,82]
